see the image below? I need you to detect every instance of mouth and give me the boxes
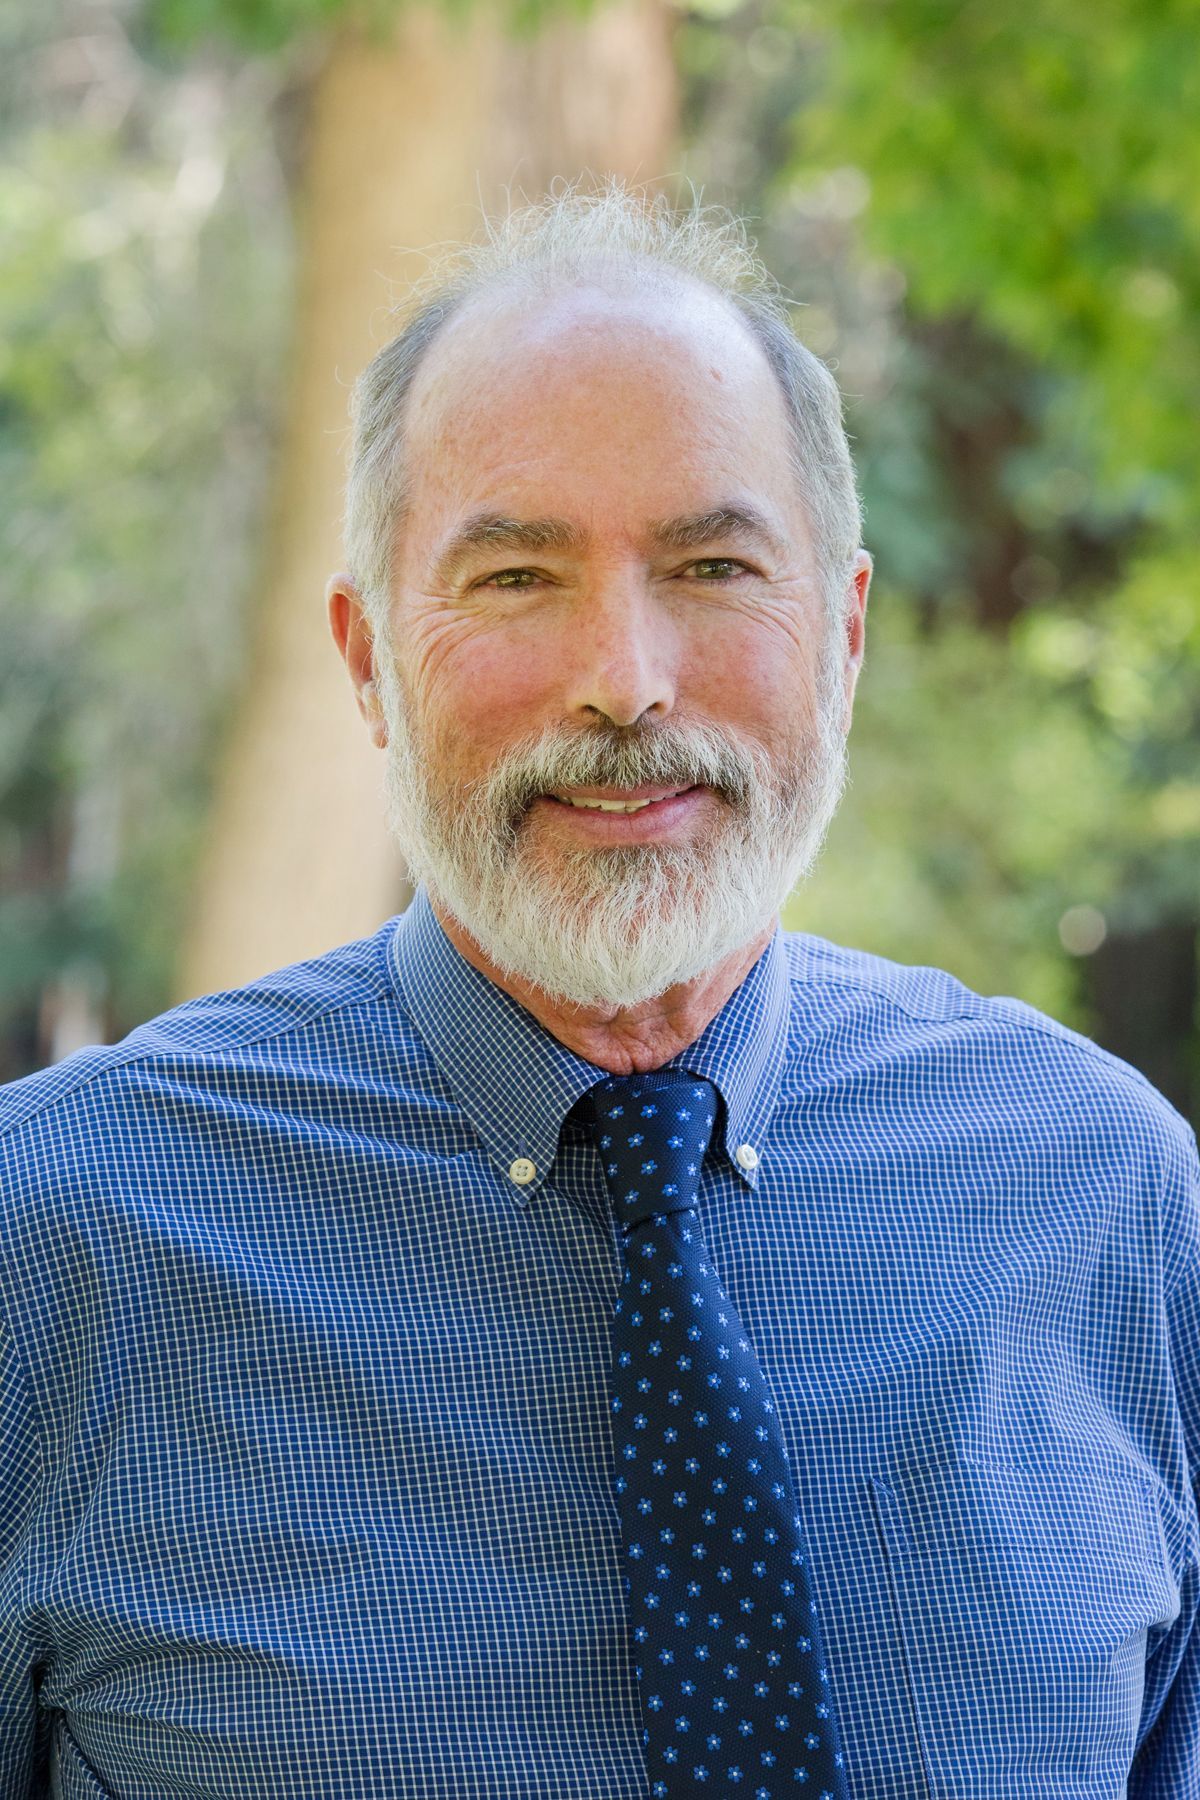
[545,783,699,812]
[530,784,711,838]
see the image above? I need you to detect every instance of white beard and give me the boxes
[374,623,849,1010]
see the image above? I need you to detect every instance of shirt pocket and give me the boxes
[868,1455,1180,1798]
[49,1717,118,1800]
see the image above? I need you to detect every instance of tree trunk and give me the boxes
[1085,917,1198,1125]
[176,0,678,1001]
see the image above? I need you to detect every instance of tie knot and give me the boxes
[585,1070,719,1231]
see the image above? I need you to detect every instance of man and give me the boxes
[0,181,1196,1800]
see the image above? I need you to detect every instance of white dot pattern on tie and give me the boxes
[588,1069,850,1799]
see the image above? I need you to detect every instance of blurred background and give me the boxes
[1,0,1197,1120]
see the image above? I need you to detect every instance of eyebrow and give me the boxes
[428,502,787,589]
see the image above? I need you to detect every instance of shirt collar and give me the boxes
[386,884,791,1205]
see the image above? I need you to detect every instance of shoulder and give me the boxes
[777,927,1195,1165]
[0,916,411,1162]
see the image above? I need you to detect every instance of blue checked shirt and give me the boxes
[1,881,1197,1799]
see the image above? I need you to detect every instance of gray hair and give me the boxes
[343,174,864,646]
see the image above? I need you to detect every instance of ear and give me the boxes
[840,549,872,732]
[327,572,388,749]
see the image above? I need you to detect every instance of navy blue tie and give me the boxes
[586,1069,850,1799]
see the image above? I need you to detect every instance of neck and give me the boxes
[428,897,775,1076]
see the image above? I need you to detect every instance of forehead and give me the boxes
[396,277,802,560]
[409,269,772,394]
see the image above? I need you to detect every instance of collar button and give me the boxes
[509,1157,537,1184]
[735,1143,760,1171]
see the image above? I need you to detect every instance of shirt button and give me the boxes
[735,1143,759,1171]
[509,1157,537,1184]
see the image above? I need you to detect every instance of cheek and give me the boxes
[410,621,554,760]
[688,618,810,731]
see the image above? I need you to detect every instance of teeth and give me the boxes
[556,795,655,812]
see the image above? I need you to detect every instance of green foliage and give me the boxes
[788,589,1129,1027]
[146,0,602,54]
[794,0,1200,520]
[0,4,292,1059]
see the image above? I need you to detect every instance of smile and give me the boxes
[551,790,690,813]
[532,786,709,836]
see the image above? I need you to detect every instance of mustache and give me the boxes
[459,721,756,820]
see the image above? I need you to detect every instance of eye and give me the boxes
[688,558,753,581]
[476,568,542,590]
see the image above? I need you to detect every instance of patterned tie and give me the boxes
[586,1068,850,1799]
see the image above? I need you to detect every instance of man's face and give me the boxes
[369,278,868,1009]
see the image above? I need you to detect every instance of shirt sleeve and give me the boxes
[0,1315,47,1798]
[1128,1120,1200,1798]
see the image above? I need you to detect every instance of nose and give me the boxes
[561,577,678,729]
